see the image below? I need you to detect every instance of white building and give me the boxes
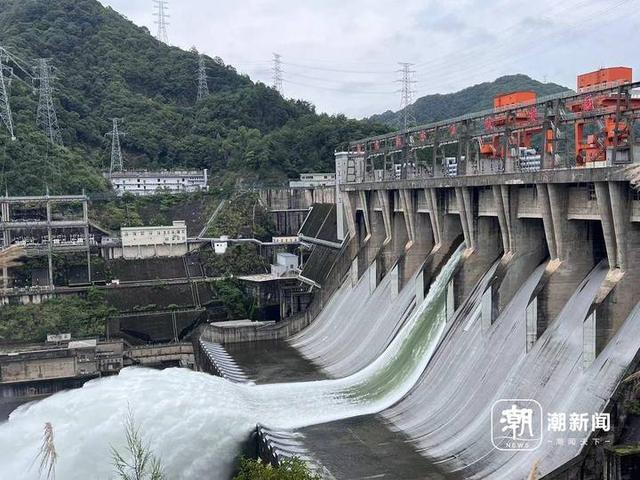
[213,235,229,255]
[115,221,188,259]
[270,252,299,276]
[106,169,208,196]
[289,172,336,188]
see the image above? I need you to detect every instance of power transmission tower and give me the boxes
[196,54,209,102]
[0,51,15,141]
[153,0,170,44]
[106,118,125,174]
[36,59,63,146]
[272,53,283,93]
[397,62,416,130]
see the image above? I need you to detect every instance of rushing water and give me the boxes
[0,247,464,480]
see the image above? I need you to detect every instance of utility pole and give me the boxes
[36,58,62,146]
[0,51,15,141]
[397,62,416,131]
[272,53,283,93]
[107,118,125,174]
[196,54,209,102]
[153,0,169,44]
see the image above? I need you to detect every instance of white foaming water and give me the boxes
[0,247,464,480]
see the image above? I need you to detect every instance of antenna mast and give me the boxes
[153,0,170,44]
[36,58,63,146]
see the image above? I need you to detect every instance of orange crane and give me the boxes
[571,67,640,166]
[480,91,539,159]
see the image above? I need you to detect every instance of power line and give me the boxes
[106,118,125,175]
[286,69,396,85]
[282,79,395,95]
[409,0,637,97]
[272,53,283,92]
[397,62,416,130]
[196,54,209,102]
[153,0,170,44]
[35,58,62,146]
[412,0,634,79]
[282,61,394,75]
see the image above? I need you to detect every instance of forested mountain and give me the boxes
[370,74,570,128]
[0,0,389,195]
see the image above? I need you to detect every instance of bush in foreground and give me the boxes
[233,457,320,480]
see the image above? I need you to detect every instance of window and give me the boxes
[588,183,597,201]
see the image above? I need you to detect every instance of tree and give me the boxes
[233,457,321,480]
[0,0,389,196]
[111,409,165,480]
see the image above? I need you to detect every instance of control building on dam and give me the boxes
[199,68,640,479]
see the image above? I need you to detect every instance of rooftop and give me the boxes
[105,170,206,179]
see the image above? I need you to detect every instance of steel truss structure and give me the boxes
[346,81,640,183]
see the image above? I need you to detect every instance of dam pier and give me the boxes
[198,69,640,479]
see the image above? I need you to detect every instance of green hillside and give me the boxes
[0,0,388,195]
[370,74,571,128]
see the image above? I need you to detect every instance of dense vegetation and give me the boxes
[207,192,276,240]
[0,288,116,341]
[370,74,570,128]
[233,458,320,480]
[202,245,270,278]
[211,278,255,320]
[90,191,219,232]
[0,0,388,196]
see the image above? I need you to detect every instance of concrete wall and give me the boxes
[342,176,640,361]
[259,187,335,211]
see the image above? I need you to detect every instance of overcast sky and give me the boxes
[99,0,640,118]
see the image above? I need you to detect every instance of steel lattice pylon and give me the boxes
[196,54,209,102]
[153,0,170,44]
[107,118,125,174]
[397,62,416,131]
[36,58,63,146]
[272,53,283,93]
[0,52,15,141]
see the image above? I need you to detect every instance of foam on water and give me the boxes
[0,247,465,480]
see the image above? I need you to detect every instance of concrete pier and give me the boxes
[340,165,640,357]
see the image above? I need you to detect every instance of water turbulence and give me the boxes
[0,246,465,480]
[385,260,640,479]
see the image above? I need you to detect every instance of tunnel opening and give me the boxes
[587,219,607,266]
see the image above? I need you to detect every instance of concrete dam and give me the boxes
[195,161,640,478]
[3,75,640,480]
[196,77,640,478]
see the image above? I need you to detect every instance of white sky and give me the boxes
[99,0,640,118]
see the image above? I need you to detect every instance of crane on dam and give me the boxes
[345,67,640,183]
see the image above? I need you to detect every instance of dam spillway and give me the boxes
[200,160,640,478]
[0,246,463,479]
[4,163,640,479]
